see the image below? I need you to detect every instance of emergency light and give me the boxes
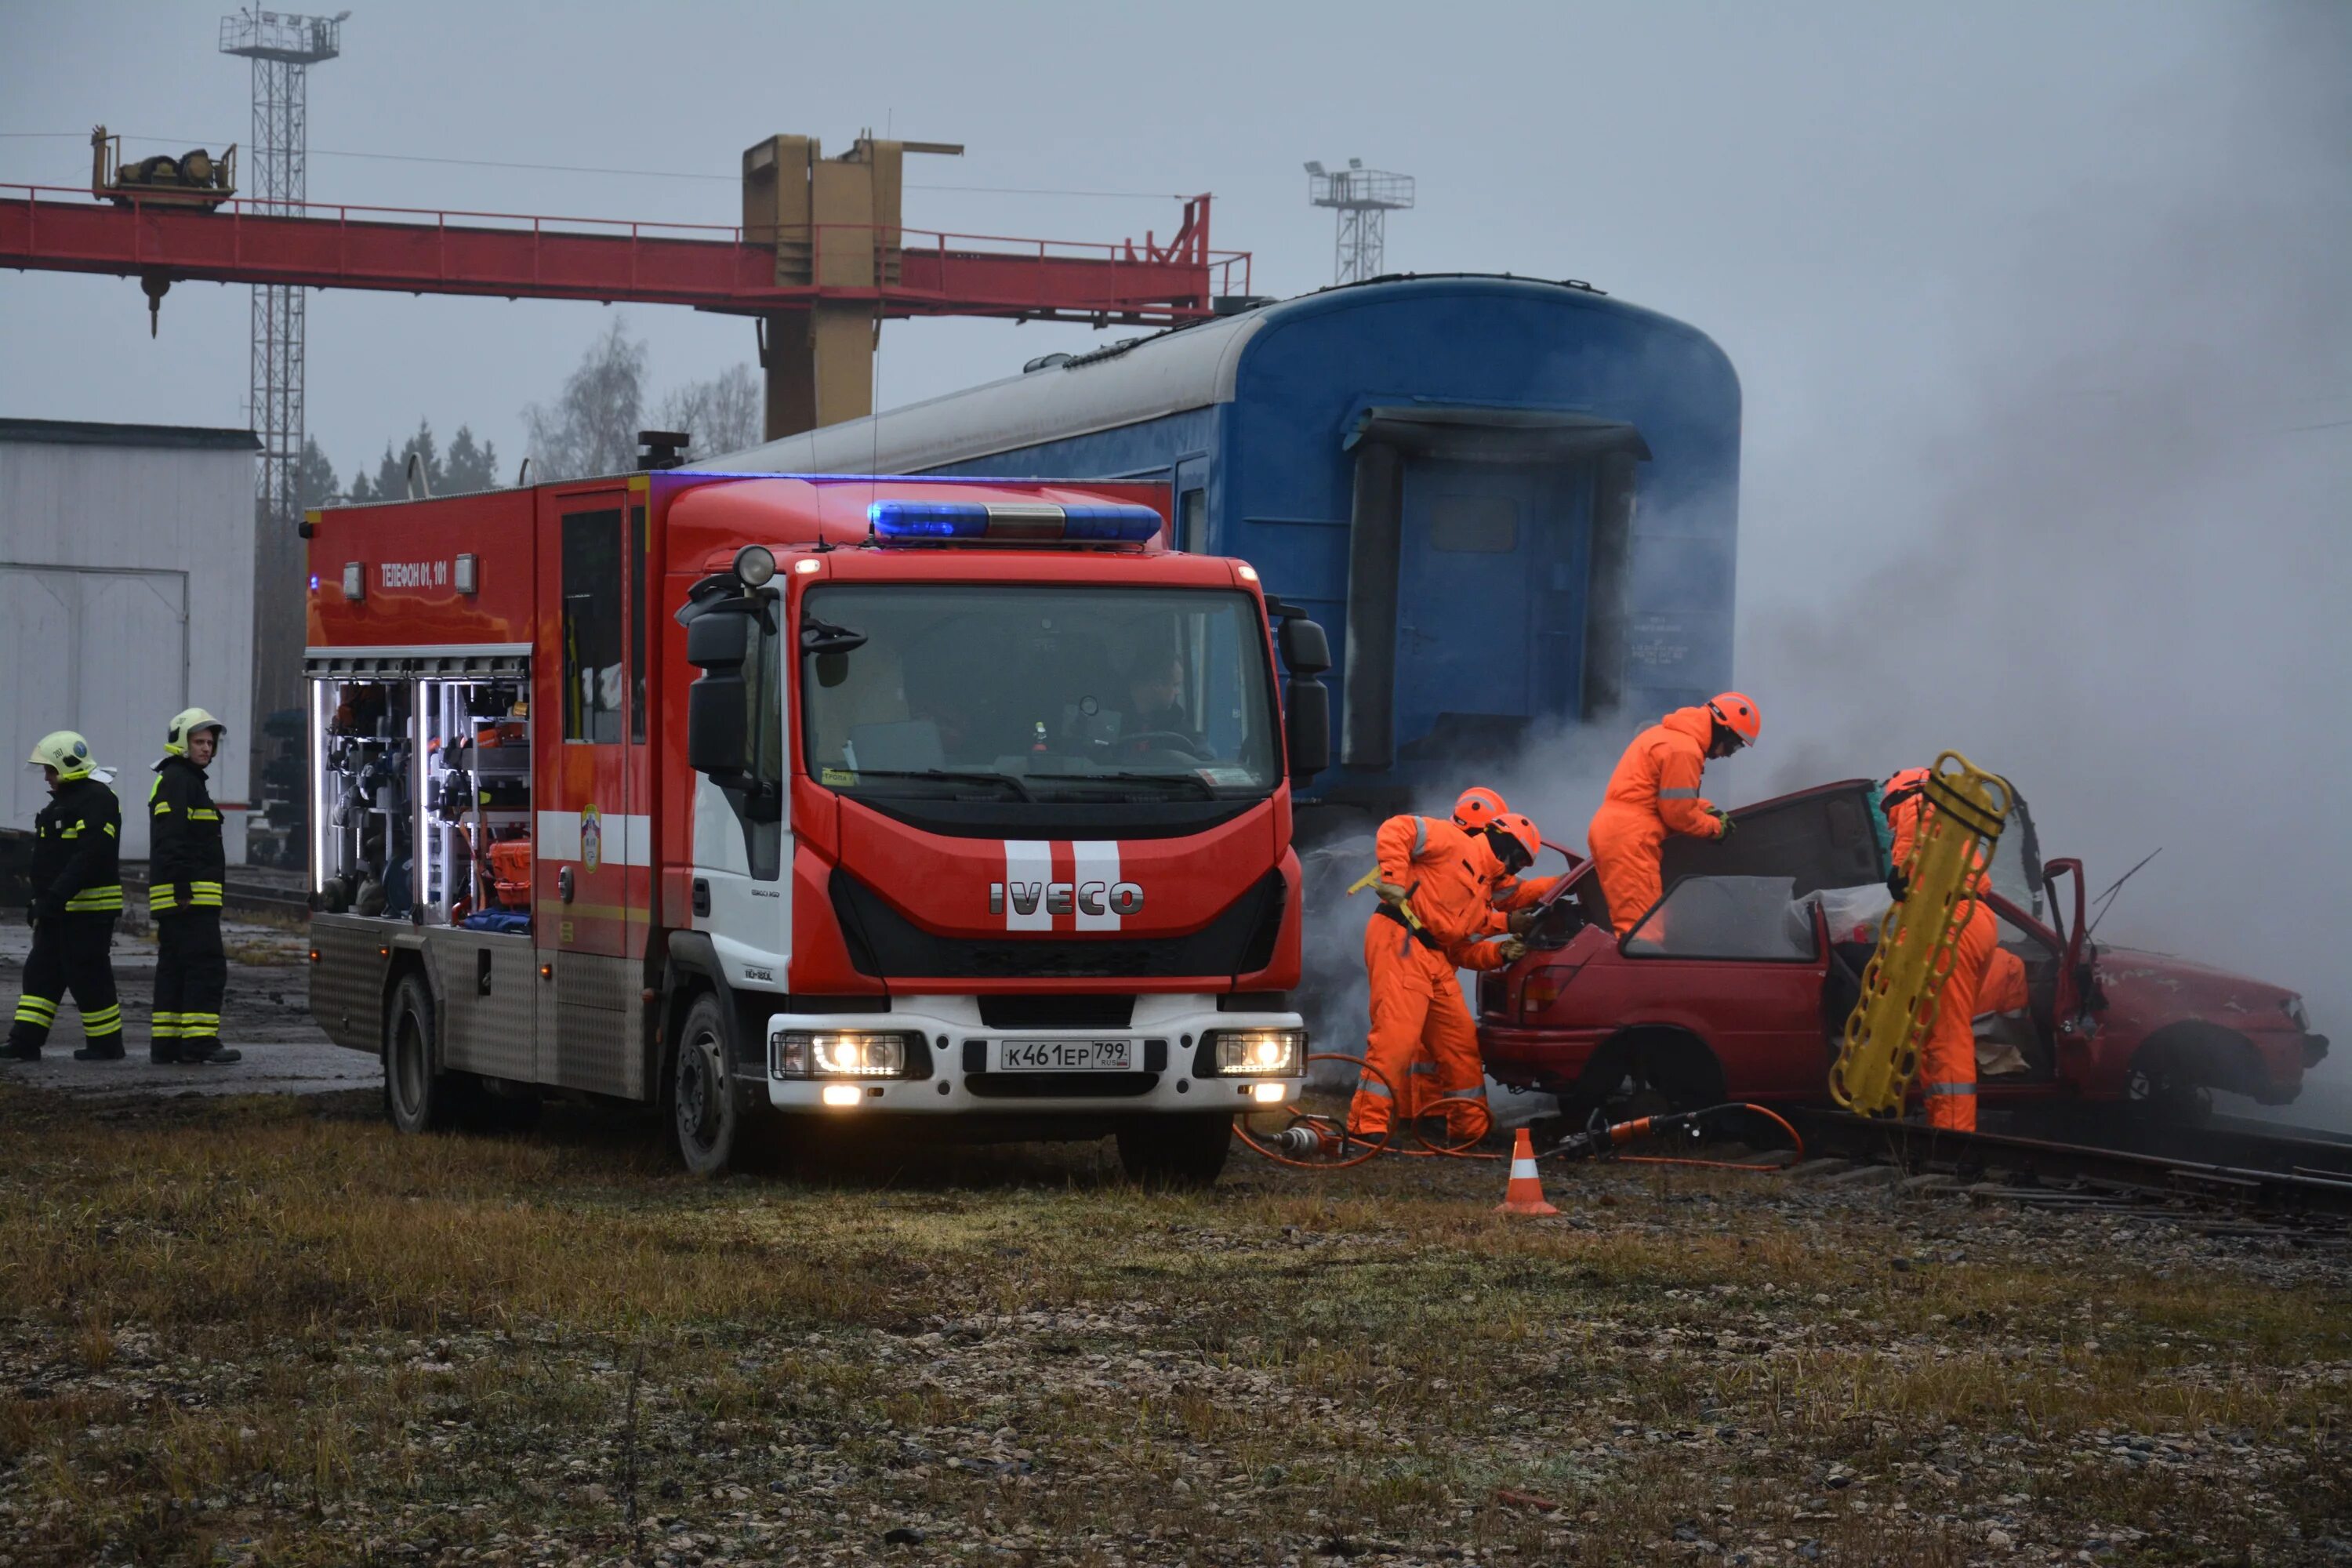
[866,499,1163,546]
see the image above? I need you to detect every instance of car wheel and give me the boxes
[670,992,755,1177]
[1116,1113,1234,1189]
[2125,1048,2214,1127]
[383,974,455,1134]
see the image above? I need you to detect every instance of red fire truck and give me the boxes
[301,462,1329,1182]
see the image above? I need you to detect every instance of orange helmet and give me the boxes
[1487,812,1542,873]
[1451,786,1508,832]
[1708,691,1762,746]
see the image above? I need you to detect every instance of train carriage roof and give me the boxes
[720,274,1715,476]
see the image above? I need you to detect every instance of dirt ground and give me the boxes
[0,918,379,1098]
[0,1079,2345,1568]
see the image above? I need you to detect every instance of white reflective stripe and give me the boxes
[1406,1062,1440,1076]
[1071,840,1120,931]
[1657,787,1700,799]
[534,810,653,866]
[536,810,582,859]
[1922,1082,1977,1096]
[1509,1156,1539,1179]
[1003,840,1053,931]
[1412,816,1428,855]
[1359,1079,1393,1098]
[1438,1085,1490,1102]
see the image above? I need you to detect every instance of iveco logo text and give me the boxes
[991,880,1143,917]
[379,559,449,590]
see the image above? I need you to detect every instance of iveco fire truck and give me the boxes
[301,463,1329,1182]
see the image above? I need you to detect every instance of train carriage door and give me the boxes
[533,485,650,1099]
[1394,459,1577,756]
[1174,458,1211,554]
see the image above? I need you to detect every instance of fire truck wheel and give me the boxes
[383,974,456,1134]
[1116,1112,1236,1189]
[670,992,751,1178]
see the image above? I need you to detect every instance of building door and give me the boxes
[0,564,187,858]
[533,487,649,1098]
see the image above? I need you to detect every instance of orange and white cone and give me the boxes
[1494,1127,1559,1215]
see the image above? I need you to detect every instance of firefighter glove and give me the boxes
[1711,808,1737,837]
[1374,880,1410,904]
[1507,908,1540,936]
[1886,866,1911,902]
[1497,937,1528,963]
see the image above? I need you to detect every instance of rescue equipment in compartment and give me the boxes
[1830,750,2013,1118]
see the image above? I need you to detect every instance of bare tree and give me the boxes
[521,319,648,480]
[654,364,764,463]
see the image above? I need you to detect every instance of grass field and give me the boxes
[0,1086,2345,1566]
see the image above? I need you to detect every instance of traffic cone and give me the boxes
[1494,1127,1559,1215]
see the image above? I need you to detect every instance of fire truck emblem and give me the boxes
[580,805,603,873]
[989,841,1138,930]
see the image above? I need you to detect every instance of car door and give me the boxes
[1617,874,1831,1098]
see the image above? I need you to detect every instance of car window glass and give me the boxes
[1625,874,1815,960]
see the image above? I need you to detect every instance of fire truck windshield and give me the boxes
[800,583,1281,803]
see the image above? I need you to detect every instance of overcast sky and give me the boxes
[6,2,2349,1083]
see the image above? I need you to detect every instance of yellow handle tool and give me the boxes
[1829,751,2013,1118]
[1348,866,1425,932]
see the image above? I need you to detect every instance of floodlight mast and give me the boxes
[1305,158,1414,285]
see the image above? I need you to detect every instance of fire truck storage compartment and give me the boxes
[307,652,539,1073]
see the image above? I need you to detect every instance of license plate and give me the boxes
[1000,1039,1132,1072]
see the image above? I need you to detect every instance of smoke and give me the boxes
[1737,6,2352,1122]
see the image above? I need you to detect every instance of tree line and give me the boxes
[294,320,761,508]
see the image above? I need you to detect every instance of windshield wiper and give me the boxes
[1030,770,1225,800]
[845,768,1036,801]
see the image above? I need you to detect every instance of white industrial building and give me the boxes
[0,419,259,862]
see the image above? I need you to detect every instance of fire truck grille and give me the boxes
[829,869,1285,982]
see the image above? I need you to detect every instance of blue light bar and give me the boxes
[868,500,991,540]
[866,499,1164,546]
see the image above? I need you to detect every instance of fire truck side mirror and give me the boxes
[1276,615,1331,677]
[686,607,756,779]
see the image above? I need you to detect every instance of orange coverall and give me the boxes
[1587,707,1729,935]
[1887,783,1997,1131]
[1348,815,1517,1140]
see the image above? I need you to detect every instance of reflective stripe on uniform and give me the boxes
[152,1012,184,1039]
[153,799,172,815]
[1407,1062,1440,1076]
[151,885,177,910]
[13,997,58,1024]
[1921,1082,1976,1097]
[1412,817,1428,856]
[65,887,124,912]
[189,808,220,822]
[1658,787,1700,800]
[1436,1085,1490,1103]
[1359,1078,1393,1098]
[103,822,115,837]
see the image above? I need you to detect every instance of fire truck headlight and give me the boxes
[821,1084,861,1108]
[734,545,778,587]
[771,1029,909,1079]
[1209,1028,1305,1076]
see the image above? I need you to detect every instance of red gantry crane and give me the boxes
[4,130,1251,439]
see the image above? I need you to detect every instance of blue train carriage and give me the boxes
[729,274,1742,829]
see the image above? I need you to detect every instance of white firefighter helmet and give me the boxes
[165,706,227,757]
[28,731,96,781]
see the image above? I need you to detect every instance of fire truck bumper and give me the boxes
[762,995,1307,1115]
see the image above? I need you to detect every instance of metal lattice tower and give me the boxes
[1305,159,1414,285]
[220,9,344,526]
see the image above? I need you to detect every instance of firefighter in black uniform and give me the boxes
[4,731,125,1062]
[148,707,241,1065]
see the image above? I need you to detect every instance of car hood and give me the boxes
[2095,943,2299,1009]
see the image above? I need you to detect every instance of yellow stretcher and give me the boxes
[1829,751,2013,1118]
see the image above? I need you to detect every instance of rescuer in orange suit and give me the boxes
[1446,789,1565,932]
[1882,766,1998,1131]
[1586,693,1761,935]
[1348,810,1540,1144]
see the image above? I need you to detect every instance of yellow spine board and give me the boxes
[1828,751,2013,1117]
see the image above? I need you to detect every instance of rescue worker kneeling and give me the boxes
[148,708,240,1065]
[5,733,125,1062]
[1347,810,1537,1145]
[1882,766,1993,1131]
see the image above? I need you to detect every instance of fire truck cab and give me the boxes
[303,468,1327,1183]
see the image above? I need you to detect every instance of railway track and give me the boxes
[1780,1107,2352,1225]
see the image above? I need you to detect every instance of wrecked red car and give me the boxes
[1478,780,2327,1126]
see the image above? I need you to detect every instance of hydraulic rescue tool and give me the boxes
[1829,750,2013,1117]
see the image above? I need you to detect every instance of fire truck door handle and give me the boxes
[558,866,575,904]
[692,878,711,917]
